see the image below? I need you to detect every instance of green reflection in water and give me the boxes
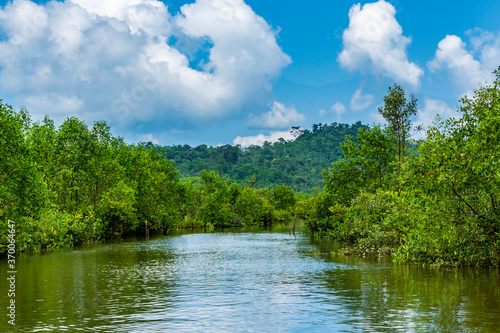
[0,227,499,332]
[312,253,500,332]
[1,239,179,331]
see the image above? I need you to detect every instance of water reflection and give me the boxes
[0,229,499,332]
[311,253,500,332]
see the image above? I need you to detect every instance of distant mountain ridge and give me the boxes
[152,122,366,193]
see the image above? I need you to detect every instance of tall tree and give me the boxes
[1,102,46,218]
[341,125,394,192]
[378,84,418,196]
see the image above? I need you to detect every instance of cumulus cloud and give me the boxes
[350,88,374,111]
[233,130,296,148]
[319,102,346,121]
[0,0,291,128]
[416,98,457,131]
[248,101,305,128]
[338,0,423,88]
[24,93,84,119]
[428,31,499,95]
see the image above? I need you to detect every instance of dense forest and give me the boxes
[158,121,365,192]
[0,103,297,253]
[299,69,500,266]
[2,67,500,267]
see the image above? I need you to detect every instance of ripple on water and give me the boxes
[2,231,500,332]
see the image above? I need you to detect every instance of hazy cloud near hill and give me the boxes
[248,101,305,129]
[233,130,296,148]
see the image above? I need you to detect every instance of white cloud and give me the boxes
[338,0,423,88]
[248,101,305,128]
[233,130,296,148]
[25,93,84,116]
[370,98,458,139]
[137,133,159,144]
[350,88,374,111]
[368,111,386,125]
[466,29,500,72]
[416,98,457,130]
[468,28,495,51]
[428,32,499,95]
[319,102,346,121]
[0,0,291,129]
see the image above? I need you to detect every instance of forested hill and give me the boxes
[156,121,367,192]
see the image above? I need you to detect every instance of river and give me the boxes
[1,226,499,332]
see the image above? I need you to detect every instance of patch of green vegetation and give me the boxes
[300,68,500,267]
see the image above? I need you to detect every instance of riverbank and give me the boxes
[2,229,499,332]
[296,72,500,267]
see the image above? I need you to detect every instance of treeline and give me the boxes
[299,68,500,266]
[158,121,366,192]
[2,67,500,267]
[0,103,298,253]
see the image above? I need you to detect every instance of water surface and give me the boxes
[1,228,499,332]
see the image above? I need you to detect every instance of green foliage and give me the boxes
[99,181,137,238]
[196,170,234,227]
[4,67,500,268]
[378,84,419,195]
[304,189,398,255]
[0,219,9,254]
[0,104,190,253]
[182,170,292,228]
[269,185,296,212]
[122,144,183,233]
[394,67,500,265]
[0,102,47,219]
[323,125,394,206]
[234,187,270,225]
[1,98,299,254]
[13,209,103,252]
[271,209,292,222]
[378,84,418,147]
[177,214,207,229]
[323,160,363,207]
[306,68,500,266]
[160,122,366,192]
[390,194,499,266]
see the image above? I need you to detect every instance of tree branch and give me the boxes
[451,181,496,224]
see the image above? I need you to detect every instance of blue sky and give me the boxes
[0,0,499,147]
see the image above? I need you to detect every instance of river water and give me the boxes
[1,227,499,332]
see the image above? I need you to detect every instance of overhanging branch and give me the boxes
[451,181,496,224]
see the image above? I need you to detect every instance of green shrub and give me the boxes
[271,209,292,223]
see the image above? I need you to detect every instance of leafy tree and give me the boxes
[321,125,393,207]
[410,67,500,238]
[270,185,296,212]
[378,84,418,195]
[323,160,363,207]
[196,170,234,227]
[340,125,394,192]
[99,180,137,238]
[306,67,500,266]
[89,120,115,215]
[120,143,182,234]
[0,102,47,219]
[54,117,94,212]
[234,187,269,225]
